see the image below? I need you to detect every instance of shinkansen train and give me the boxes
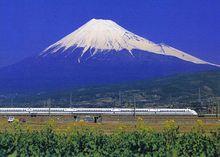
[0,108,198,116]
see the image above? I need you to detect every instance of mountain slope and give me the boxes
[1,71,219,108]
[0,50,217,93]
[0,19,219,93]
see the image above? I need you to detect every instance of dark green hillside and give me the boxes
[1,71,220,111]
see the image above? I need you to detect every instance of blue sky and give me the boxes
[0,0,219,67]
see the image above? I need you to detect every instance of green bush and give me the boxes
[0,125,219,156]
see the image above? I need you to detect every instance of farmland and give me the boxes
[0,115,219,133]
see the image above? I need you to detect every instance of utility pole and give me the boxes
[133,95,136,128]
[219,101,220,118]
[10,97,13,106]
[119,91,122,107]
[208,97,212,114]
[198,88,203,114]
[70,92,73,107]
[169,94,173,108]
[216,99,220,118]
[47,98,51,117]
[198,88,201,104]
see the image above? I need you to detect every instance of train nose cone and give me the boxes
[192,110,198,116]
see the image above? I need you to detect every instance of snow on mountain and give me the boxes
[41,18,219,66]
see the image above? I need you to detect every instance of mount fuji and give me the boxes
[0,19,219,93]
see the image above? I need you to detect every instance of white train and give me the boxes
[0,108,198,116]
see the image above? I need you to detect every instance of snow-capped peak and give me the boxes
[42,18,161,58]
[41,18,219,66]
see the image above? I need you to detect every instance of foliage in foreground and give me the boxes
[0,120,219,157]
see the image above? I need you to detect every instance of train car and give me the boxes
[0,108,198,116]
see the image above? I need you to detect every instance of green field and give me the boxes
[0,115,219,156]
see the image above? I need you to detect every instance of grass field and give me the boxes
[0,115,219,133]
